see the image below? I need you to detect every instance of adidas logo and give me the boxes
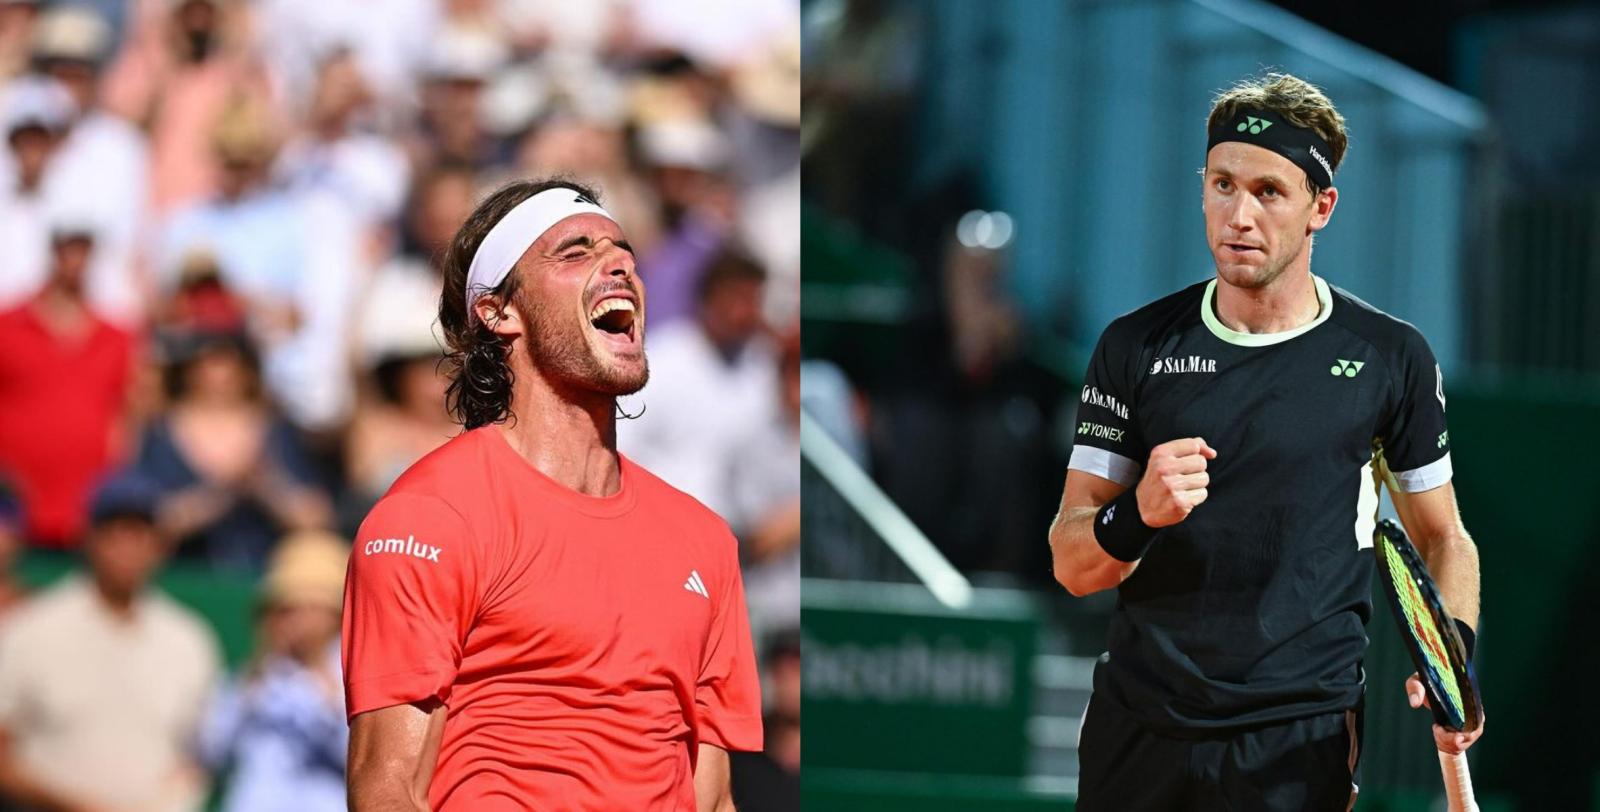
[1330,359,1365,378]
[1236,116,1273,135]
[684,569,709,599]
[1102,505,1115,525]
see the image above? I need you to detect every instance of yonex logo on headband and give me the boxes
[1236,116,1273,134]
[1208,108,1336,190]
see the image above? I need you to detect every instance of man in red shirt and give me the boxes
[343,178,762,811]
[0,223,135,547]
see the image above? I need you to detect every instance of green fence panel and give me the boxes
[802,579,1037,777]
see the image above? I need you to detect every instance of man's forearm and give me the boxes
[1049,506,1137,597]
[693,744,735,812]
[1422,530,1481,629]
[348,776,430,812]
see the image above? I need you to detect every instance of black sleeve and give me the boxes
[1068,319,1147,486]
[1377,326,1452,492]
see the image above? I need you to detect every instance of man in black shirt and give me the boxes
[1048,73,1484,811]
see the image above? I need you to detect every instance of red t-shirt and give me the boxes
[342,426,763,810]
[0,302,133,545]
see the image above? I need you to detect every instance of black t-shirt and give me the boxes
[1070,276,1452,732]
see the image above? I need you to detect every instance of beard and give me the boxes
[513,283,649,398]
[1219,233,1308,291]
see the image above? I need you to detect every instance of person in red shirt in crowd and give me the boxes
[0,221,136,547]
[343,178,762,811]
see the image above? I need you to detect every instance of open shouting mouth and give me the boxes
[588,293,640,348]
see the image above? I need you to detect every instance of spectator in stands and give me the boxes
[618,250,778,524]
[0,472,222,812]
[731,628,800,812]
[254,0,437,115]
[730,327,801,640]
[0,216,136,548]
[355,163,474,367]
[411,29,507,170]
[200,530,348,812]
[0,74,71,307]
[30,4,150,325]
[344,309,456,521]
[0,0,40,82]
[635,116,739,327]
[156,96,363,430]
[133,329,332,572]
[103,0,274,216]
[276,47,410,231]
[344,165,473,525]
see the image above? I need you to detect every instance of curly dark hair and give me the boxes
[438,177,604,429]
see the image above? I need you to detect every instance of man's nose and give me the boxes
[598,240,633,278]
[1225,196,1255,232]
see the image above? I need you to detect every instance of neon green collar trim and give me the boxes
[1201,275,1333,347]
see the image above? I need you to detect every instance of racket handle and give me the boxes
[1438,750,1478,812]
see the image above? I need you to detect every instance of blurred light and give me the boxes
[956,209,985,248]
[983,211,1014,249]
[955,209,1015,250]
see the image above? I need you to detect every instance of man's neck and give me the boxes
[498,368,622,498]
[31,282,92,337]
[91,578,140,620]
[1213,267,1320,335]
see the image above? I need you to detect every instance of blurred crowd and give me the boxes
[0,0,799,809]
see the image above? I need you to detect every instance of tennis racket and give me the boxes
[1372,518,1483,812]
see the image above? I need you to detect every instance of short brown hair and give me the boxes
[1207,73,1348,192]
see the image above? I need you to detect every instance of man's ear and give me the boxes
[474,292,524,339]
[1308,186,1339,234]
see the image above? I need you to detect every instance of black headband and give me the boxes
[1206,108,1335,190]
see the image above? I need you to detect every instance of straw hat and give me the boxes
[262,531,350,610]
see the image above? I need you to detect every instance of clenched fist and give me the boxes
[1135,437,1217,527]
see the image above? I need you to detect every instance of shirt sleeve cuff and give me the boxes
[696,711,764,753]
[344,662,457,720]
[1391,452,1452,493]
[1068,445,1142,487]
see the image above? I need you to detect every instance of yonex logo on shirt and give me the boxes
[1330,359,1365,378]
[363,535,443,563]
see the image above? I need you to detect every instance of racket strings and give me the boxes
[1382,541,1467,721]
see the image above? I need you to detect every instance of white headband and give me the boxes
[465,187,615,321]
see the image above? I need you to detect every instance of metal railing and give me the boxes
[800,409,973,609]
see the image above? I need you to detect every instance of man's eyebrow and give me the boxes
[550,235,634,254]
[1207,167,1289,188]
[552,235,593,253]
